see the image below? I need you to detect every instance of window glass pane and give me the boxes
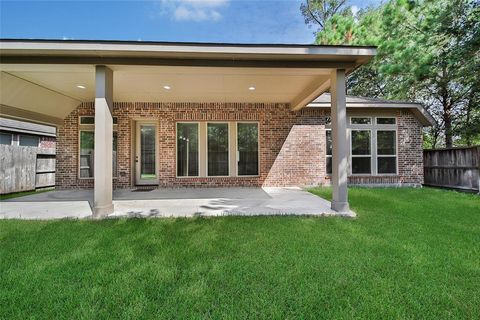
[238,123,258,176]
[326,157,332,174]
[80,117,118,125]
[177,123,199,177]
[351,117,371,125]
[140,125,156,179]
[79,131,118,178]
[19,135,39,147]
[326,130,332,156]
[80,117,95,125]
[351,131,371,155]
[352,157,371,174]
[377,131,396,155]
[0,133,12,145]
[376,117,396,125]
[80,131,94,178]
[113,132,118,177]
[208,123,229,176]
[378,157,396,174]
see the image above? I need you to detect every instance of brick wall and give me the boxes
[39,136,56,149]
[56,102,424,189]
[398,110,424,184]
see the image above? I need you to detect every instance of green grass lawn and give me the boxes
[1,188,479,319]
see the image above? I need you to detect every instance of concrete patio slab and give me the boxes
[1,187,356,220]
[0,201,92,220]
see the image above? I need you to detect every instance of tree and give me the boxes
[310,0,480,148]
[300,0,348,31]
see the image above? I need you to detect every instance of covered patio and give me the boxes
[0,187,355,219]
[0,40,376,217]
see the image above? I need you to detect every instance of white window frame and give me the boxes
[325,129,332,175]
[175,122,200,178]
[375,117,396,125]
[18,134,40,147]
[79,116,95,125]
[236,121,260,177]
[79,116,118,125]
[326,114,398,177]
[78,117,118,179]
[350,129,373,176]
[206,122,231,177]
[78,130,95,179]
[0,132,13,146]
[350,117,372,125]
[376,129,398,175]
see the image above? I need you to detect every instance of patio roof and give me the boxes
[0,39,376,217]
[0,39,376,125]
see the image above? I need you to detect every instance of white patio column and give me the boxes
[330,69,349,213]
[93,65,114,218]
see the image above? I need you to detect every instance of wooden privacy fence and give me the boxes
[0,145,55,194]
[423,146,480,192]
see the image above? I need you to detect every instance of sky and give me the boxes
[0,0,380,44]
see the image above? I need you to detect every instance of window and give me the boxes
[80,116,118,125]
[19,134,39,147]
[325,130,332,174]
[207,123,229,176]
[177,123,199,177]
[237,123,259,176]
[377,130,397,174]
[79,131,95,178]
[80,116,95,125]
[0,133,12,145]
[79,131,118,178]
[351,117,371,125]
[327,115,396,176]
[351,130,371,174]
[376,117,396,125]
[79,116,118,179]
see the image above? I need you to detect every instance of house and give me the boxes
[0,117,56,149]
[0,39,433,217]
[0,117,56,194]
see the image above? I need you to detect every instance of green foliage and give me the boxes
[310,0,480,147]
[300,0,349,31]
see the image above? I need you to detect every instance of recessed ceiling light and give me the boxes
[76,85,86,89]
[248,86,256,91]
[163,85,171,90]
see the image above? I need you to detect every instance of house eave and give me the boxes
[308,102,435,127]
[0,39,377,123]
[0,39,376,71]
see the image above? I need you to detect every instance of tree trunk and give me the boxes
[465,96,473,146]
[444,104,453,148]
[441,66,453,148]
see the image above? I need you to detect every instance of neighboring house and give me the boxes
[0,39,434,215]
[0,117,56,194]
[0,117,56,149]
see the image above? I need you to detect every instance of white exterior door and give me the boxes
[135,121,158,185]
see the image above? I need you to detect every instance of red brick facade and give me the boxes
[39,136,56,149]
[56,102,424,189]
